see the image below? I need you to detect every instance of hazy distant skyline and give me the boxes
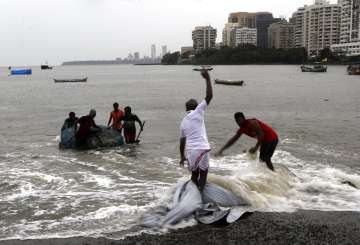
[0,0,336,66]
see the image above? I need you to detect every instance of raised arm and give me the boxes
[216,133,242,156]
[201,70,213,105]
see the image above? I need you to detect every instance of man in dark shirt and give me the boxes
[122,106,143,144]
[75,109,100,145]
[61,112,78,130]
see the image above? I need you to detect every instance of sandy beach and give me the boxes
[2,211,360,245]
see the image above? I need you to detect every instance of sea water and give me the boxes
[0,65,359,240]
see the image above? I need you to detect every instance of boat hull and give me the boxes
[347,65,360,75]
[11,69,32,75]
[41,65,53,70]
[60,126,124,150]
[301,65,327,72]
[215,79,244,86]
[54,78,87,83]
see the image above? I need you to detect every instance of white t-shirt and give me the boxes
[180,100,210,150]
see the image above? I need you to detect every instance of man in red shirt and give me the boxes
[216,112,278,171]
[107,102,124,133]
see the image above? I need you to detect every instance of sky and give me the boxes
[0,0,337,66]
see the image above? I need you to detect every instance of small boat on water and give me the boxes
[41,65,53,70]
[54,78,87,83]
[301,63,327,73]
[215,79,244,86]
[10,69,32,75]
[347,63,360,75]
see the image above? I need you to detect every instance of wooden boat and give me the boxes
[54,78,87,83]
[301,63,327,72]
[347,63,360,75]
[215,79,244,86]
[11,69,32,75]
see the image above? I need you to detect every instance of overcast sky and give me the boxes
[0,0,336,66]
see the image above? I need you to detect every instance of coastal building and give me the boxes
[181,46,193,55]
[268,21,295,49]
[228,12,257,28]
[235,28,257,46]
[255,13,281,48]
[222,23,241,47]
[224,12,280,48]
[291,0,341,57]
[134,52,140,61]
[291,7,306,48]
[161,45,167,58]
[192,26,217,53]
[331,0,360,56]
[151,44,156,59]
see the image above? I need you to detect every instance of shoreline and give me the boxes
[2,210,360,245]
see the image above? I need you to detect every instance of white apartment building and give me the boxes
[192,26,217,53]
[291,0,341,57]
[222,23,241,47]
[235,28,257,46]
[331,0,360,56]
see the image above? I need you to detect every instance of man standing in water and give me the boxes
[122,106,143,144]
[107,102,124,133]
[179,69,213,191]
[216,112,278,171]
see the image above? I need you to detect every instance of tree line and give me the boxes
[161,45,360,65]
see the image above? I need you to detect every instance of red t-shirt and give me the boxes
[111,110,124,129]
[237,119,278,142]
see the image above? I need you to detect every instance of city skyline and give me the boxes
[0,0,331,66]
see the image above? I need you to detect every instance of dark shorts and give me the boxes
[124,130,136,144]
[260,139,278,161]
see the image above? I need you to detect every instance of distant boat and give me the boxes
[10,69,32,75]
[347,62,360,75]
[301,63,327,72]
[215,79,244,86]
[54,77,87,83]
[41,65,53,70]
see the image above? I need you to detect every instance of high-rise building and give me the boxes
[290,7,306,48]
[255,13,281,48]
[151,44,156,59]
[235,28,257,46]
[331,0,360,56]
[228,12,257,28]
[222,23,241,47]
[268,21,295,49]
[291,0,341,57]
[161,45,167,57]
[223,12,280,48]
[134,52,140,60]
[192,26,217,53]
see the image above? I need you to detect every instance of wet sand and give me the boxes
[2,211,360,245]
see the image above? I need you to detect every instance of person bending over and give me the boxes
[217,112,278,171]
[75,109,100,145]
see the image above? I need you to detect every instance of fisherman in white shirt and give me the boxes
[179,69,213,191]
